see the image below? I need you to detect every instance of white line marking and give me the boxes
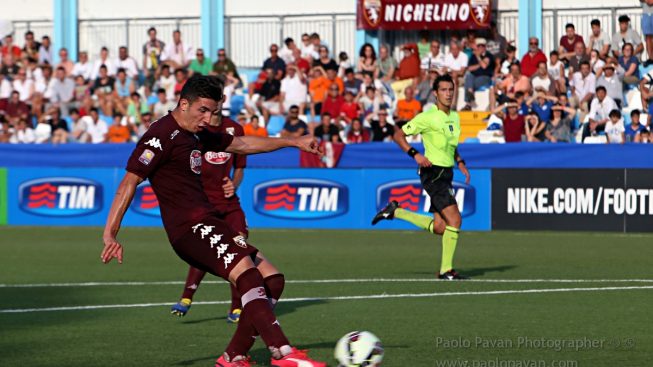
[1,286,652,314]
[2,278,653,288]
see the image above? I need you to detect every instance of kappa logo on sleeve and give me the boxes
[145,137,163,151]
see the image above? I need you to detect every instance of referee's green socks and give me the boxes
[441,226,459,273]
[394,208,434,232]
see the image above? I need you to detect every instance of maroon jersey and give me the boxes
[201,117,246,207]
[126,113,234,243]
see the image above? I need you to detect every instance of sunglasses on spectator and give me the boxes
[529,42,538,45]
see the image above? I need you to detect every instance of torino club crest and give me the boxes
[470,0,491,26]
[190,150,202,174]
[363,0,382,27]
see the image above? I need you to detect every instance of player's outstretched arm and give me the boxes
[226,134,321,155]
[101,172,143,264]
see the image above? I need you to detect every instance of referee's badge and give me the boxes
[448,124,454,133]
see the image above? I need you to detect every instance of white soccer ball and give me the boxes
[334,331,384,367]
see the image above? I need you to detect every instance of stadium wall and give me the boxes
[0,144,651,232]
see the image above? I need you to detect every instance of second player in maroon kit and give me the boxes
[172,114,253,319]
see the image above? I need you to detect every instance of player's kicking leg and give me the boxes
[372,200,466,280]
[171,266,206,317]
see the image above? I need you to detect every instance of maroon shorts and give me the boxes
[214,202,249,237]
[172,216,257,280]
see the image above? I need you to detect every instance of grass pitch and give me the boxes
[0,227,652,367]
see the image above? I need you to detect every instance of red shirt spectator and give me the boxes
[347,119,370,143]
[395,43,421,80]
[339,91,360,123]
[0,92,29,123]
[322,85,344,118]
[1,35,22,59]
[503,109,525,142]
[559,23,585,53]
[521,38,547,77]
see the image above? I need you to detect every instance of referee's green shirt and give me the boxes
[401,106,461,168]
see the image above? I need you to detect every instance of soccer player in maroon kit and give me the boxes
[100,75,325,367]
[170,111,277,324]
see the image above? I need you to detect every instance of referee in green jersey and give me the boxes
[372,74,471,280]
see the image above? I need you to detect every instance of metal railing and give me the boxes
[8,5,647,68]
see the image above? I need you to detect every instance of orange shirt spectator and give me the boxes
[106,124,131,143]
[309,76,330,103]
[243,117,268,137]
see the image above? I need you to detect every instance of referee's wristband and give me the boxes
[407,147,419,158]
[456,159,466,165]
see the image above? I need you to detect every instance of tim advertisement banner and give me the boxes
[4,167,491,231]
[492,169,653,232]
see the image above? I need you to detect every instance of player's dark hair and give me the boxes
[609,109,621,119]
[432,74,454,91]
[591,19,600,27]
[179,75,224,104]
[631,109,641,117]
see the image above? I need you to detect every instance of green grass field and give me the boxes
[1,227,652,367]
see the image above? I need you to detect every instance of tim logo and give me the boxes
[253,179,348,219]
[376,179,476,217]
[131,183,160,217]
[19,177,102,217]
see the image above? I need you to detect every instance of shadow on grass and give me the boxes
[410,264,518,277]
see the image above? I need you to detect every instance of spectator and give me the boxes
[243,115,268,137]
[487,21,508,60]
[589,49,606,76]
[126,92,149,125]
[280,64,307,113]
[597,61,625,108]
[279,37,297,64]
[547,51,566,94]
[12,68,34,102]
[494,62,530,106]
[157,64,175,100]
[173,68,188,96]
[462,30,477,59]
[36,64,53,96]
[498,45,518,76]
[420,40,446,76]
[359,71,383,95]
[72,51,92,81]
[0,117,9,143]
[9,119,35,143]
[322,83,345,119]
[69,108,89,142]
[416,68,438,106]
[444,40,468,79]
[1,54,20,79]
[521,37,547,77]
[568,41,590,76]
[395,86,421,127]
[361,85,392,123]
[152,88,175,119]
[280,105,308,137]
[137,111,153,138]
[570,61,596,119]
[339,90,360,126]
[346,118,370,143]
[325,67,344,94]
[524,112,546,142]
[378,45,396,82]
[643,1,653,62]
[531,61,556,96]
[337,52,352,79]
[636,128,651,143]
[491,100,524,142]
[114,68,135,99]
[583,86,617,141]
[395,43,420,80]
[38,36,53,65]
[370,108,394,142]
[162,30,194,69]
[0,91,29,124]
[461,38,495,110]
[605,109,625,144]
[115,46,139,79]
[559,23,585,61]
[545,104,576,143]
[106,113,131,143]
[46,107,69,144]
[619,43,640,85]
[45,66,75,107]
[292,48,310,75]
[308,66,329,117]
[142,27,165,87]
[256,68,281,122]
[343,68,362,97]
[611,15,643,58]
[56,48,74,76]
[300,33,318,61]
[588,19,611,59]
[81,108,108,143]
[73,74,90,104]
[34,115,53,143]
[313,113,341,143]
[25,57,44,84]
[314,45,338,71]
[91,47,116,80]
[1,34,20,59]
[188,48,212,76]
[417,30,431,59]
[310,33,328,53]
[0,76,11,99]
[22,31,41,60]
[91,65,115,96]
[357,43,378,78]
[263,44,286,80]
[625,109,646,142]
[212,49,240,82]
[527,92,558,124]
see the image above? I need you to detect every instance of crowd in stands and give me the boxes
[2,5,653,145]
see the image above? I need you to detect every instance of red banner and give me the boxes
[357,0,492,31]
[300,142,345,168]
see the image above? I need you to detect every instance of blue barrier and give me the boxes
[3,167,491,231]
[1,143,652,169]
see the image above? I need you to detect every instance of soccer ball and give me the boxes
[334,331,384,367]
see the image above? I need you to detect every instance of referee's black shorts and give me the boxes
[418,165,457,214]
